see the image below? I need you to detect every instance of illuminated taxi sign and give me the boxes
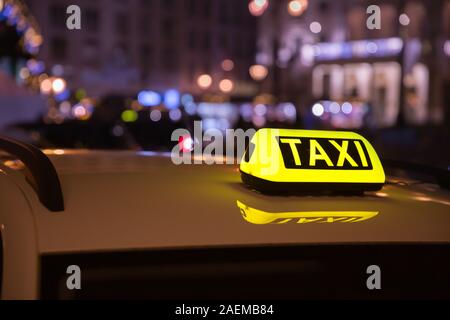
[237,201,379,225]
[240,129,385,192]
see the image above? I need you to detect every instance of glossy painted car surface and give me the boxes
[1,150,449,299]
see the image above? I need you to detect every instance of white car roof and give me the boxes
[2,150,450,254]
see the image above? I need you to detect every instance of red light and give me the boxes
[178,134,194,152]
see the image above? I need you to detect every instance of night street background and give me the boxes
[1,0,449,168]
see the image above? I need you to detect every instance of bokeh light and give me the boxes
[169,108,182,122]
[178,134,194,152]
[121,110,138,122]
[248,0,268,16]
[52,78,66,94]
[149,109,162,122]
[254,104,267,116]
[40,78,52,94]
[287,0,308,17]
[249,64,268,81]
[138,90,161,107]
[341,102,353,114]
[219,79,234,93]
[399,13,410,26]
[312,103,324,117]
[197,74,212,89]
[164,89,180,109]
[73,104,88,119]
[221,59,234,71]
[329,102,340,114]
[366,42,378,54]
[309,21,322,34]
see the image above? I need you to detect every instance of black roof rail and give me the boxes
[383,158,450,190]
[0,136,64,212]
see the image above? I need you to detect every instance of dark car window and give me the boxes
[40,245,450,300]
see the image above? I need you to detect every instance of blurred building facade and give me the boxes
[255,0,450,127]
[24,0,258,97]
[0,0,46,131]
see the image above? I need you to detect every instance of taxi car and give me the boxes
[0,132,449,299]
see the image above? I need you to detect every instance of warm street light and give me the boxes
[52,78,66,94]
[40,77,66,95]
[40,78,52,94]
[197,74,212,89]
[248,0,268,16]
[249,64,268,81]
[254,0,268,7]
[247,0,308,98]
[248,0,309,16]
[219,79,234,93]
[287,0,308,17]
[221,59,234,71]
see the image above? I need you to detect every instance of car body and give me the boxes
[1,149,450,299]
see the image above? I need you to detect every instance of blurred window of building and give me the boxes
[139,14,151,35]
[140,0,153,9]
[202,32,211,51]
[202,61,211,75]
[187,0,196,16]
[162,17,175,39]
[140,44,152,60]
[219,33,229,52]
[404,63,429,125]
[162,0,175,13]
[202,0,212,18]
[377,4,397,39]
[444,2,450,37]
[219,0,229,25]
[187,29,196,50]
[50,37,67,61]
[403,2,426,38]
[319,34,328,43]
[233,3,242,24]
[319,1,329,14]
[82,38,101,67]
[343,63,373,101]
[49,5,66,29]
[115,12,130,35]
[112,43,131,68]
[232,34,242,58]
[312,64,344,101]
[188,63,196,82]
[140,43,153,81]
[372,62,401,127]
[85,8,100,33]
[347,6,366,40]
[163,47,178,72]
[238,37,246,58]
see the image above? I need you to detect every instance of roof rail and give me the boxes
[0,136,64,212]
[383,158,450,190]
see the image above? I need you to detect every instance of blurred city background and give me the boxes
[0,0,449,168]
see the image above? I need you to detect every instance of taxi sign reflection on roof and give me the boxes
[240,129,385,192]
[237,201,379,224]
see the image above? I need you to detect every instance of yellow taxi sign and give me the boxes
[240,129,385,192]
